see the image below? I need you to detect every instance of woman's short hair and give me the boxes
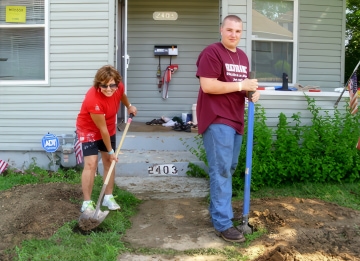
[93,65,122,89]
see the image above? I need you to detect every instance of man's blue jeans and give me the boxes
[202,124,243,232]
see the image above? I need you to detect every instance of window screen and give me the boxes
[252,0,294,83]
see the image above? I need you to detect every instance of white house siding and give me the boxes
[261,0,347,130]
[220,0,347,133]
[226,0,248,53]
[0,0,115,160]
[258,91,348,129]
[0,0,349,170]
[297,0,345,91]
[126,0,219,122]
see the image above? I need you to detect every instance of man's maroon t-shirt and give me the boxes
[196,42,249,135]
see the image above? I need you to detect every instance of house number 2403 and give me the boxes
[148,164,178,175]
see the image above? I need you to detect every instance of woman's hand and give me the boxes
[128,105,137,116]
[109,153,118,163]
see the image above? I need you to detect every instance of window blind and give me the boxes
[0,0,45,81]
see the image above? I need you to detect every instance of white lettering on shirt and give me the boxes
[225,63,247,81]
[225,63,247,73]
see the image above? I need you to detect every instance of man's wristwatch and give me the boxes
[108,149,114,155]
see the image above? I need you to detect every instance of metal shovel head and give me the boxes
[78,209,109,231]
[236,222,254,235]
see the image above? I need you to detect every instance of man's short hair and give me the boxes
[222,15,242,27]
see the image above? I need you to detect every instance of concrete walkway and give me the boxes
[116,176,233,261]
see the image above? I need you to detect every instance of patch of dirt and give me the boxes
[0,183,83,261]
[1,183,360,261]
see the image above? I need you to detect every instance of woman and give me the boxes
[76,65,137,212]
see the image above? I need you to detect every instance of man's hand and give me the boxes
[249,90,260,103]
[241,78,258,92]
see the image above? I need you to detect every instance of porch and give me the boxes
[97,121,206,178]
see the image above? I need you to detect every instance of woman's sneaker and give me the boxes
[102,195,121,210]
[81,200,95,212]
[215,227,246,243]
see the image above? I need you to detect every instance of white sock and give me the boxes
[83,200,92,206]
[104,194,113,200]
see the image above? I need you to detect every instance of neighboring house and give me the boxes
[0,0,349,169]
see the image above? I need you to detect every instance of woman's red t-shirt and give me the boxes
[76,83,124,143]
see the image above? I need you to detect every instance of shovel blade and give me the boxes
[236,223,254,235]
[78,209,109,231]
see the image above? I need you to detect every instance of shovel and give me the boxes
[78,113,134,231]
[237,92,254,235]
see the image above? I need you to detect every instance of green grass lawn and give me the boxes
[1,167,359,261]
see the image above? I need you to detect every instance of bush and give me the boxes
[187,95,360,190]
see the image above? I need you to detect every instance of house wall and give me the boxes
[126,0,219,122]
[0,0,116,168]
[297,0,345,90]
[258,91,348,129]
[256,0,347,135]
[0,0,349,170]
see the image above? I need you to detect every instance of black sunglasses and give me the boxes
[99,83,117,89]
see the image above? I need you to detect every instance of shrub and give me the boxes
[187,95,360,190]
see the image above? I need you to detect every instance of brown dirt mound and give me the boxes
[1,183,360,261]
[0,183,82,260]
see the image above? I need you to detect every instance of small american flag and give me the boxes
[348,72,358,115]
[74,138,83,164]
[0,159,8,174]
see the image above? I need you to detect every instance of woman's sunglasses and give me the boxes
[99,83,117,89]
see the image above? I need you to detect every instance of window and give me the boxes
[0,0,47,84]
[252,0,297,84]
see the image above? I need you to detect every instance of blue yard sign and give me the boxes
[41,133,59,153]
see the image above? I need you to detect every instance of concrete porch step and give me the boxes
[114,176,209,200]
[98,131,207,177]
[98,149,206,177]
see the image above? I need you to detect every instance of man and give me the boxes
[196,15,260,242]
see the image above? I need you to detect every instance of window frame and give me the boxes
[247,0,298,86]
[0,0,49,86]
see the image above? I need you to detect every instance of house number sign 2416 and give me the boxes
[153,11,178,21]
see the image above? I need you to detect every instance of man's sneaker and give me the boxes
[80,200,95,213]
[215,227,246,243]
[102,195,121,210]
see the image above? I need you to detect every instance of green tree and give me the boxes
[345,0,360,82]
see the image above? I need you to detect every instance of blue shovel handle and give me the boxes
[243,92,255,217]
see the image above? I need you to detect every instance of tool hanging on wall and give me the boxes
[156,56,162,91]
[154,45,179,98]
[162,63,178,99]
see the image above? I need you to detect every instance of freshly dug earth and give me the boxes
[1,182,360,261]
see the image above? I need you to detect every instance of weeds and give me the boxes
[186,95,360,190]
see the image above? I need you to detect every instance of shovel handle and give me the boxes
[93,113,134,218]
[103,113,134,186]
[247,91,255,100]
